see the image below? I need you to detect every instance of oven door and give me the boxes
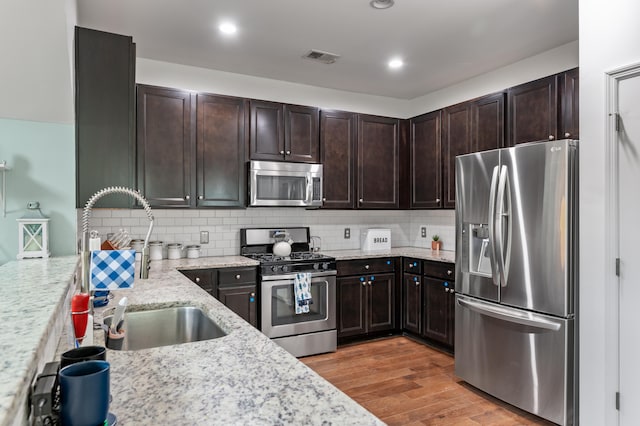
[261,272,336,338]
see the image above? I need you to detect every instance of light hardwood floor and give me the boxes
[301,337,553,425]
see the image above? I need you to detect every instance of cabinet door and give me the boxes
[560,68,579,139]
[137,85,195,207]
[196,94,246,207]
[75,27,135,208]
[218,285,257,327]
[368,272,395,333]
[442,102,472,209]
[423,277,454,347]
[402,274,422,334]
[337,276,367,338]
[320,110,357,209]
[180,269,216,297]
[410,111,442,208]
[507,74,559,145]
[357,115,400,209]
[472,92,505,152]
[249,100,284,161]
[285,105,319,163]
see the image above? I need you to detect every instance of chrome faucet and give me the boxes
[80,186,154,293]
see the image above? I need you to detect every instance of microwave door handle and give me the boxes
[306,176,312,205]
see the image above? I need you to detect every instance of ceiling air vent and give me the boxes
[302,49,340,64]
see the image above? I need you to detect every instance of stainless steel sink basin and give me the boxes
[103,306,226,351]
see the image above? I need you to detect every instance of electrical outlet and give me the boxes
[344,228,351,239]
[421,227,427,238]
[200,231,209,244]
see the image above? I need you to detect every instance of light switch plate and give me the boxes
[200,231,209,244]
[421,227,427,238]
[344,228,350,239]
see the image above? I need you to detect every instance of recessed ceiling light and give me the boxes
[388,58,404,69]
[370,0,395,10]
[219,22,237,35]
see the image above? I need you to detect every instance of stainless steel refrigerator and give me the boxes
[454,139,577,426]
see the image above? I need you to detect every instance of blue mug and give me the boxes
[59,360,110,426]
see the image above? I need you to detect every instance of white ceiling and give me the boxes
[77,0,578,100]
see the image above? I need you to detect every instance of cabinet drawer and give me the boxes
[403,258,422,274]
[423,261,455,281]
[180,269,216,294]
[218,267,257,286]
[337,258,395,276]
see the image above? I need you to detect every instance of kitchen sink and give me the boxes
[103,306,226,351]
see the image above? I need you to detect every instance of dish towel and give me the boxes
[294,272,313,314]
[90,249,136,290]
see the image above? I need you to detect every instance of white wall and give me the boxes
[406,41,579,116]
[0,0,75,124]
[580,0,640,424]
[137,41,578,119]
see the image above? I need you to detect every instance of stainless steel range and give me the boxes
[240,227,337,358]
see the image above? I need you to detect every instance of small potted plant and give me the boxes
[431,235,442,251]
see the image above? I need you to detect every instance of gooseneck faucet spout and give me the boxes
[81,186,154,293]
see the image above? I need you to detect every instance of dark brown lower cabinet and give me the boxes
[402,273,422,335]
[423,277,455,347]
[337,272,396,341]
[218,285,257,327]
[181,267,257,328]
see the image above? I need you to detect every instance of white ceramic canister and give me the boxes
[167,243,183,260]
[148,241,164,260]
[186,245,201,259]
[130,239,145,260]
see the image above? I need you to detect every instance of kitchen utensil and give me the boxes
[167,243,183,259]
[59,360,110,426]
[272,231,293,257]
[71,293,90,344]
[110,297,128,333]
[186,245,201,259]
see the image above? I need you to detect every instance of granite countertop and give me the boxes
[324,247,456,263]
[1,254,382,425]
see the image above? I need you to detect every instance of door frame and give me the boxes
[605,61,640,425]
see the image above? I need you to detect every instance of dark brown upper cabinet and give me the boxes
[196,94,246,207]
[137,85,195,207]
[560,68,579,140]
[249,100,319,163]
[472,92,506,153]
[409,111,442,209]
[137,85,247,208]
[75,27,136,208]
[442,102,473,209]
[320,110,357,209]
[507,74,559,145]
[357,115,400,209]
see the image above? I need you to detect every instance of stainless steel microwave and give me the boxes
[248,161,323,207]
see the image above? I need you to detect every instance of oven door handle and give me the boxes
[260,270,337,281]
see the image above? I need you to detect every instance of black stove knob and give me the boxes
[322,262,330,270]
[313,263,320,270]
[282,265,289,273]
[271,265,278,272]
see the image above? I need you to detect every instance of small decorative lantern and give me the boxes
[17,201,50,259]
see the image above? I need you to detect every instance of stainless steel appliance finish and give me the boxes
[455,139,578,426]
[241,227,337,357]
[248,160,323,207]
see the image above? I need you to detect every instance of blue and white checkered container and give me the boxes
[90,249,136,290]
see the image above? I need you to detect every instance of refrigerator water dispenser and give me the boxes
[468,224,491,277]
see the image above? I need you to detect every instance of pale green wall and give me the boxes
[0,118,76,265]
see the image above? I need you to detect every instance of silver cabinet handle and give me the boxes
[322,198,326,202]
[195,277,200,283]
[362,281,366,287]
[185,195,190,200]
[280,150,285,154]
[447,270,452,275]
[368,281,372,286]
[564,132,571,138]
[445,287,449,292]
[286,150,291,155]
[436,198,440,202]
[549,135,555,140]
[415,281,420,286]
[359,198,364,203]
[235,274,241,280]
[250,292,255,297]
[450,289,455,294]
[365,265,370,270]
[198,195,204,200]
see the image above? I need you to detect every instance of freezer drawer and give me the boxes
[454,295,574,425]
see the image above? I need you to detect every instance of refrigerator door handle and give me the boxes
[488,165,500,287]
[495,165,511,286]
[457,296,562,331]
